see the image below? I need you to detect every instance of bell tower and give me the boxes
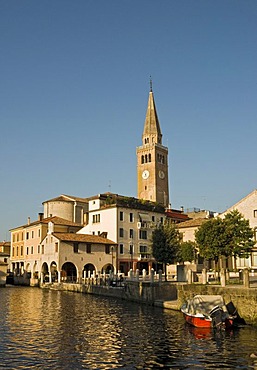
[136,83,169,206]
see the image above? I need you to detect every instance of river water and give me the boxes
[0,287,257,369]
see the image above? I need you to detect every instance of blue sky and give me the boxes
[1,0,257,241]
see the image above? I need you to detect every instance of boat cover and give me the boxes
[185,295,227,316]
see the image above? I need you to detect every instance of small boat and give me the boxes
[181,295,234,329]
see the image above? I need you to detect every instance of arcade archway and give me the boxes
[83,263,95,278]
[61,262,77,282]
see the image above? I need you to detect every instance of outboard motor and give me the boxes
[209,305,224,328]
[226,301,246,326]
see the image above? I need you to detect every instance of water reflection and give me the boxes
[0,287,257,369]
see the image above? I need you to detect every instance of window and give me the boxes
[21,246,23,256]
[92,231,95,235]
[32,231,34,238]
[31,246,33,254]
[129,244,134,254]
[119,244,124,254]
[105,245,110,254]
[148,153,151,162]
[55,243,58,253]
[119,228,124,238]
[152,216,155,222]
[38,245,40,253]
[160,217,163,223]
[26,247,29,255]
[139,245,148,253]
[92,214,100,223]
[73,243,79,253]
[38,229,41,237]
[157,153,165,164]
[254,210,257,218]
[42,245,44,254]
[139,230,147,240]
[120,211,124,221]
[141,155,144,164]
[129,213,134,222]
[129,229,134,238]
[12,247,14,257]
[254,228,257,241]
[86,244,91,253]
[16,246,18,256]
[26,232,29,240]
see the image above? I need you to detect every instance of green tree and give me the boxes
[151,222,181,280]
[195,211,254,269]
[223,210,254,262]
[177,241,196,264]
[195,218,227,268]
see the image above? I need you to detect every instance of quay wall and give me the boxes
[40,281,257,325]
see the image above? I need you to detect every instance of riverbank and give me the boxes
[40,280,257,325]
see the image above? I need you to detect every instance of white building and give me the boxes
[78,193,166,274]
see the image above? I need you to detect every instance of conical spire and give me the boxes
[142,84,162,145]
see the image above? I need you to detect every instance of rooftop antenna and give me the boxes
[150,76,153,92]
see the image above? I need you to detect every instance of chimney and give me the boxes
[28,217,31,225]
[38,213,44,221]
[180,206,184,213]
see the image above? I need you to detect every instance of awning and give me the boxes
[138,213,151,222]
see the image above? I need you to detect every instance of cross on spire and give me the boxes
[150,76,153,92]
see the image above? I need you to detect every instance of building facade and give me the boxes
[78,193,166,274]
[10,215,82,283]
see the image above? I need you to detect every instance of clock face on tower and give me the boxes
[142,170,149,179]
[159,170,165,179]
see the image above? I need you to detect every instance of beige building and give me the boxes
[40,230,116,283]
[178,218,207,243]
[10,215,82,283]
[43,194,88,224]
[0,241,10,285]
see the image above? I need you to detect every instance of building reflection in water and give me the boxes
[1,287,257,369]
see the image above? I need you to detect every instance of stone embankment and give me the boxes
[41,279,257,325]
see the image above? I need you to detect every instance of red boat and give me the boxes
[181,295,234,329]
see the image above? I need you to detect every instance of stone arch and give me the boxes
[32,261,39,279]
[61,262,77,283]
[25,263,31,279]
[41,262,49,282]
[102,263,113,274]
[83,263,96,278]
[50,261,58,282]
